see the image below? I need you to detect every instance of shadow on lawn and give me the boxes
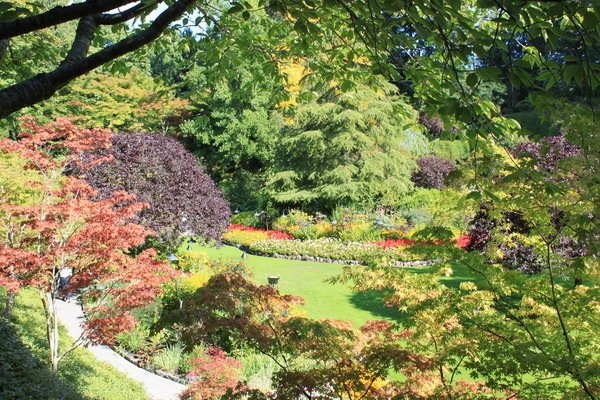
[349,290,406,324]
[0,314,83,400]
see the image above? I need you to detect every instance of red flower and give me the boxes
[373,239,415,249]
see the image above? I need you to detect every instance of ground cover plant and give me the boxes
[0,288,148,400]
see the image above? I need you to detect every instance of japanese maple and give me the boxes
[182,346,243,400]
[0,118,177,371]
[168,272,435,399]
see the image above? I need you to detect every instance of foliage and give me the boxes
[173,250,210,274]
[430,139,470,162]
[80,132,231,246]
[161,271,213,312]
[412,156,456,189]
[512,133,581,173]
[418,111,444,137]
[247,238,423,265]
[396,188,472,233]
[0,118,177,371]
[267,84,421,212]
[182,346,243,400]
[336,99,600,398]
[0,288,148,400]
[230,211,261,228]
[117,326,150,354]
[0,150,43,206]
[24,71,189,133]
[151,343,185,374]
[173,273,438,399]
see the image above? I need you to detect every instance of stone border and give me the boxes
[111,346,191,385]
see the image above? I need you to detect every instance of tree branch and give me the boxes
[94,1,152,26]
[0,0,195,118]
[61,16,97,67]
[0,0,139,41]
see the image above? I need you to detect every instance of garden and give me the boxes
[1,1,599,400]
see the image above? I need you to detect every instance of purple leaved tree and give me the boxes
[80,133,231,246]
[411,156,455,189]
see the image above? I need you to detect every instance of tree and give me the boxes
[181,346,243,400]
[267,84,424,212]
[336,97,600,399]
[169,272,437,400]
[23,71,189,133]
[80,132,231,246]
[2,0,598,123]
[0,0,196,116]
[0,118,177,372]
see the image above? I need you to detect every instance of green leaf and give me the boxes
[466,73,478,87]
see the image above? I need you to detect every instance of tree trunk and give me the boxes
[41,290,60,373]
[4,291,15,315]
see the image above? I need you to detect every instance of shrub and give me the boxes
[80,132,231,246]
[249,238,420,264]
[497,240,544,274]
[512,133,580,172]
[174,250,210,273]
[430,139,470,161]
[182,347,243,400]
[418,110,444,136]
[231,211,261,227]
[151,343,185,373]
[161,271,213,311]
[411,156,455,189]
[117,326,150,353]
[179,344,209,374]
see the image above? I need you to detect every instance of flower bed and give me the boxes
[223,224,293,246]
[248,238,424,265]
[224,224,470,265]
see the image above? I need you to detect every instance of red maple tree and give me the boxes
[0,118,177,371]
[182,346,243,400]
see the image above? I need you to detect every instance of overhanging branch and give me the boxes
[0,0,196,118]
[0,0,138,40]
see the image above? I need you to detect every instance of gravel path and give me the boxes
[55,298,186,400]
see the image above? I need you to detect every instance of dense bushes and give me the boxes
[411,156,455,189]
[81,132,231,245]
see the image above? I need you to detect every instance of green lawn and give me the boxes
[0,288,148,400]
[193,244,477,327]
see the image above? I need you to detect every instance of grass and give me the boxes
[0,288,148,400]
[194,244,478,327]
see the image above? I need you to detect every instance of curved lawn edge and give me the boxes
[55,298,186,400]
[224,241,438,267]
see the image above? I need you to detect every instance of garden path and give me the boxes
[55,298,186,400]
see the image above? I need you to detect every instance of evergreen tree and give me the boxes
[268,84,426,212]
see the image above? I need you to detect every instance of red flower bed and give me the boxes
[373,239,415,249]
[229,224,293,240]
[455,235,471,249]
[375,235,472,249]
